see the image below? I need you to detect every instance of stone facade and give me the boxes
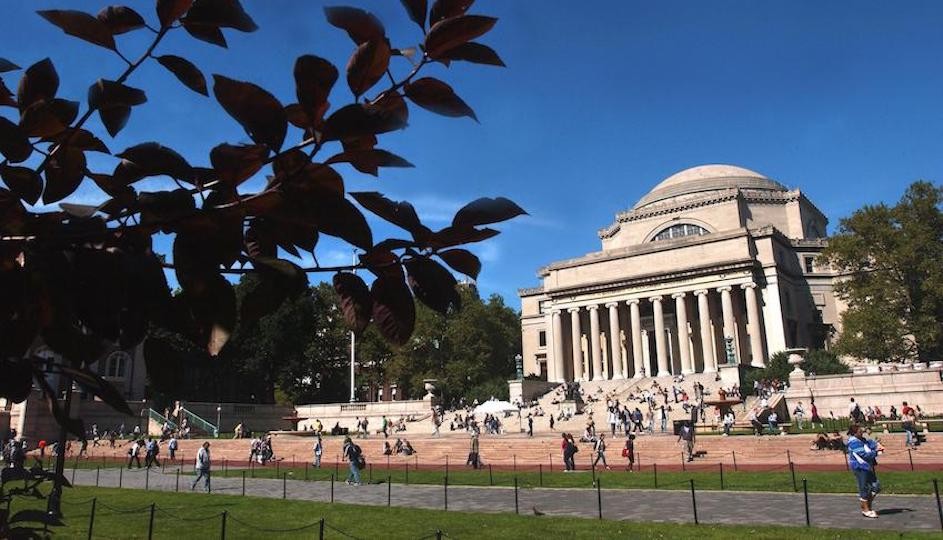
[520,164,845,382]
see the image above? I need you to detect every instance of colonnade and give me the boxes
[548,282,765,382]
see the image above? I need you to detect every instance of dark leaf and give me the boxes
[0,117,32,163]
[42,146,85,204]
[437,248,480,279]
[405,256,459,314]
[333,272,372,335]
[452,196,526,227]
[37,10,117,51]
[97,6,146,34]
[360,247,402,280]
[424,14,496,59]
[347,39,391,97]
[10,509,64,526]
[156,55,208,96]
[350,191,430,240]
[324,6,385,44]
[326,148,413,177]
[312,196,373,249]
[405,77,476,121]
[429,0,474,25]
[371,274,415,345]
[0,58,20,72]
[157,0,194,27]
[1,165,42,205]
[324,92,408,140]
[210,143,268,186]
[138,189,196,227]
[183,20,227,47]
[279,162,344,199]
[400,0,427,30]
[58,364,133,415]
[0,358,33,404]
[184,0,258,32]
[43,128,110,154]
[213,74,287,151]
[115,142,193,183]
[17,58,59,111]
[0,79,15,107]
[440,42,505,66]
[88,79,147,137]
[19,98,79,138]
[375,238,416,251]
[428,224,499,249]
[294,55,338,126]
[240,256,307,327]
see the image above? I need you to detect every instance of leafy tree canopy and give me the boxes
[742,349,849,391]
[819,181,943,362]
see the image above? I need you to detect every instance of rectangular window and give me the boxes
[804,256,814,273]
[538,331,547,347]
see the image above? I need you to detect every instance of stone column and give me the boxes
[742,283,766,368]
[650,296,669,376]
[568,308,584,381]
[673,292,693,374]
[589,305,603,381]
[717,286,735,340]
[551,310,565,382]
[695,290,716,373]
[606,302,625,380]
[628,299,643,378]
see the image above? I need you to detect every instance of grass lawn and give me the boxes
[209,463,943,495]
[6,486,938,539]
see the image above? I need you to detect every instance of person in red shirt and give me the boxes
[902,401,917,448]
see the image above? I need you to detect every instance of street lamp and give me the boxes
[215,405,222,438]
[514,354,523,380]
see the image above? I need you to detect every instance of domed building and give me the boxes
[519,164,843,382]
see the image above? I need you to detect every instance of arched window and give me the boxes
[651,223,709,242]
[104,350,130,378]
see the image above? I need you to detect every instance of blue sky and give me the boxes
[3,1,942,308]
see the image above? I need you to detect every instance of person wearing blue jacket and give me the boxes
[847,424,883,518]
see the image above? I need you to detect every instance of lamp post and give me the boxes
[215,405,222,438]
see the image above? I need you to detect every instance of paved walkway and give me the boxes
[69,467,943,532]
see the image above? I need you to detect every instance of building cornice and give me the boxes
[518,286,544,297]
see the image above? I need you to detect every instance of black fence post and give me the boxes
[224,458,228,476]
[803,478,810,527]
[283,472,287,499]
[145,466,150,490]
[405,462,409,485]
[305,462,309,481]
[539,464,543,487]
[175,468,180,492]
[689,479,698,525]
[732,451,738,471]
[387,475,391,507]
[220,510,227,540]
[87,498,97,540]
[147,503,156,540]
[719,462,724,490]
[242,470,246,496]
[443,476,448,511]
[596,477,602,520]
[789,462,797,492]
[445,455,449,479]
[330,474,335,503]
[513,454,517,472]
[514,476,519,514]
[549,453,553,472]
[119,466,123,488]
[934,479,943,532]
[319,518,325,540]
[909,449,915,471]
[653,463,658,488]
[489,464,493,486]
[95,466,100,487]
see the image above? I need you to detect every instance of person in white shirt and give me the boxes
[191,442,211,492]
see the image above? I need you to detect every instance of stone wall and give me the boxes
[784,368,943,419]
[292,399,433,432]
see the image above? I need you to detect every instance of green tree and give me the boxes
[820,181,943,362]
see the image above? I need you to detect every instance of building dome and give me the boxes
[634,164,787,209]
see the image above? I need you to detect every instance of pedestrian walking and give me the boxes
[527,414,534,437]
[313,434,323,468]
[191,442,211,492]
[562,432,577,471]
[678,421,695,462]
[810,400,822,430]
[622,434,635,471]
[127,439,142,469]
[593,433,611,470]
[342,436,362,486]
[847,424,883,518]
[467,432,480,469]
[168,436,178,461]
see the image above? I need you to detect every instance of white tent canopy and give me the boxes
[474,399,518,415]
